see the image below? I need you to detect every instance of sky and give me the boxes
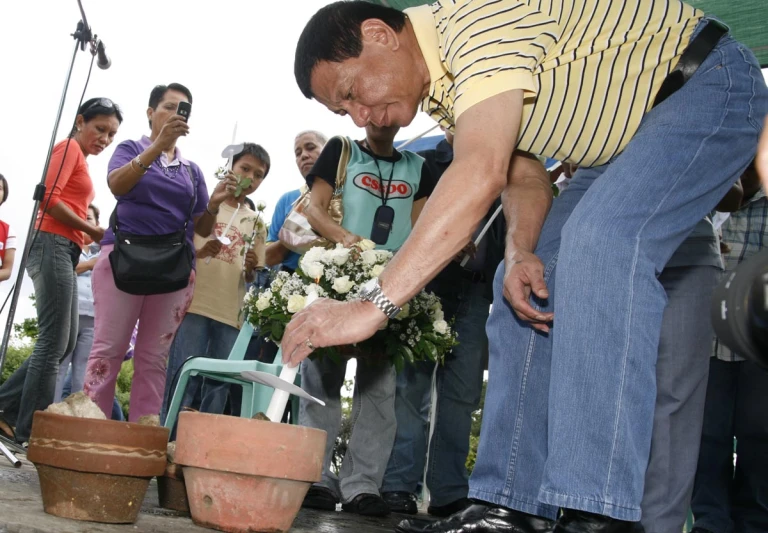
[0,0,440,332]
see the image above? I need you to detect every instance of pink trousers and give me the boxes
[84,245,195,421]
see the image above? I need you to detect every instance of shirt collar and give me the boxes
[435,139,454,164]
[139,135,189,166]
[405,5,448,110]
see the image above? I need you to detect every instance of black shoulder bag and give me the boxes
[108,164,198,295]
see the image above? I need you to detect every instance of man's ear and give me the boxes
[360,18,400,50]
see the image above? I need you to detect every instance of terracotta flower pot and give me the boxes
[26,411,169,524]
[157,462,190,513]
[175,412,326,533]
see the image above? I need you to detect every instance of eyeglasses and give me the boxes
[82,98,121,115]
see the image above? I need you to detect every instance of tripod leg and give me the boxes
[0,438,21,468]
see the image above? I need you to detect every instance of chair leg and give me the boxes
[164,369,193,432]
[240,385,255,419]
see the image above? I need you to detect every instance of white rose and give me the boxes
[305,283,322,295]
[304,261,325,280]
[357,239,376,251]
[332,275,355,294]
[329,247,351,266]
[287,294,306,313]
[433,320,449,335]
[360,249,378,266]
[305,291,320,308]
[302,247,325,266]
[375,250,393,262]
[432,308,445,322]
[256,201,267,212]
[256,291,272,311]
[370,264,385,278]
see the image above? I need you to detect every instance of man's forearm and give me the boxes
[503,168,553,259]
[379,159,506,306]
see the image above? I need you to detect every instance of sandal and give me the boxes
[0,413,15,443]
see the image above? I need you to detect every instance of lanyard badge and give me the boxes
[370,155,396,245]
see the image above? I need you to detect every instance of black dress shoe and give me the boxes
[396,503,555,533]
[429,497,473,517]
[383,491,419,514]
[342,493,390,517]
[554,510,635,532]
[302,485,338,511]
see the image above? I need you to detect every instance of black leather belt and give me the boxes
[653,19,728,107]
[460,269,486,284]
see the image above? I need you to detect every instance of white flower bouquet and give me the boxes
[242,240,458,370]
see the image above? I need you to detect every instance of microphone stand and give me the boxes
[0,19,96,390]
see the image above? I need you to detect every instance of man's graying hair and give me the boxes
[295,130,328,145]
[294,1,406,99]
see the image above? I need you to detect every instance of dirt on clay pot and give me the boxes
[26,393,169,524]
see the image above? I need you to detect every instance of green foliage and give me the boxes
[12,295,39,342]
[116,359,134,418]
[0,343,33,386]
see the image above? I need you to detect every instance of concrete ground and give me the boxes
[0,456,428,533]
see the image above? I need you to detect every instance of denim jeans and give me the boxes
[54,315,94,401]
[300,355,397,503]
[690,359,768,533]
[640,265,719,533]
[162,312,240,423]
[468,24,767,522]
[0,231,79,442]
[382,279,489,506]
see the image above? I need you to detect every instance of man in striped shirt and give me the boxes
[286,1,768,531]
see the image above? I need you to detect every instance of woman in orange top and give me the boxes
[0,98,122,446]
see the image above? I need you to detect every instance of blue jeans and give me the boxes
[382,279,489,506]
[468,25,767,522]
[162,312,240,423]
[54,315,94,402]
[640,265,719,533]
[690,359,768,533]
[0,232,79,442]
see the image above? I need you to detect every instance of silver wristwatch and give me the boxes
[359,278,401,319]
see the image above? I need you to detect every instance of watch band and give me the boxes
[370,289,401,319]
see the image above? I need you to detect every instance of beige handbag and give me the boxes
[278,136,351,253]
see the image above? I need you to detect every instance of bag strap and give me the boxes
[333,136,352,196]
[183,163,198,229]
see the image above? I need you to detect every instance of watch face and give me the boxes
[360,278,378,299]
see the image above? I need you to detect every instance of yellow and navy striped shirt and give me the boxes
[406,0,703,167]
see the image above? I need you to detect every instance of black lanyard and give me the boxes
[366,141,396,206]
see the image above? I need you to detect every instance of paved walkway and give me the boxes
[0,457,423,533]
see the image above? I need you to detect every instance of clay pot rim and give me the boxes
[174,412,325,482]
[32,411,169,434]
[27,411,168,477]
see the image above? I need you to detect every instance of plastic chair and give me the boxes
[164,322,300,433]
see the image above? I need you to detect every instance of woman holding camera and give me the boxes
[0,98,121,446]
[83,83,235,421]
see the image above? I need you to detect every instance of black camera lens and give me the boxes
[711,248,768,368]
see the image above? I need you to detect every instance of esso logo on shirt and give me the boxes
[353,173,413,200]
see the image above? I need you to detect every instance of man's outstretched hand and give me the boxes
[503,250,553,333]
[281,299,386,367]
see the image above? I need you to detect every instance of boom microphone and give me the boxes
[95,39,111,70]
